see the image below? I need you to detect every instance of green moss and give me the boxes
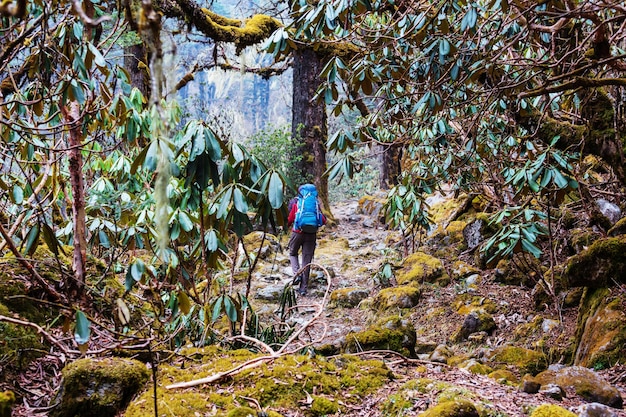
[529,404,577,417]
[0,391,15,417]
[53,357,150,417]
[127,349,392,417]
[330,287,369,308]
[454,294,497,315]
[563,235,626,288]
[486,346,547,376]
[381,379,450,416]
[343,317,416,357]
[397,252,447,286]
[310,396,339,416]
[419,399,478,417]
[374,285,421,310]
[488,369,519,385]
[574,288,626,368]
[227,406,258,417]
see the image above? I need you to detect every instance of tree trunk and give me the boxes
[379,143,402,190]
[124,43,151,100]
[60,102,87,300]
[291,47,331,215]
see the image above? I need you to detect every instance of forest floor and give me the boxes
[260,198,626,416]
[7,198,626,416]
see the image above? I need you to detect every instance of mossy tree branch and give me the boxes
[154,0,281,53]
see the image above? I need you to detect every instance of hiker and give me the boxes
[287,184,326,295]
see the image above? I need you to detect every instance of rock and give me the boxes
[463,219,484,250]
[419,399,479,417]
[241,231,280,260]
[576,402,618,417]
[569,228,603,254]
[329,287,370,308]
[520,374,541,393]
[596,199,621,225]
[415,338,439,354]
[396,252,449,286]
[539,383,566,400]
[608,217,626,237]
[562,236,626,288]
[533,366,623,408]
[494,254,542,286]
[374,285,421,310]
[341,316,416,357]
[574,288,626,369]
[530,404,577,417]
[488,369,519,385]
[429,344,454,364]
[451,311,496,342]
[51,357,149,417]
[485,346,548,376]
[255,283,288,301]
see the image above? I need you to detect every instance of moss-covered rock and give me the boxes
[374,285,421,310]
[568,228,603,254]
[449,261,480,281]
[493,253,543,286]
[0,391,15,417]
[485,346,547,376]
[329,287,369,308]
[488,369,519,385]
[531,366,623,408]
[242,232,280,260]
[342,316,416,357]
[574,287,626,369]
[51,357,150,417]
[458,359,493,375]
[608,216,626,236]
[450,311,496,342]
[397,252,448,286]
[562,235,626,288]
[418,399,479,417]
[530,404,577,417]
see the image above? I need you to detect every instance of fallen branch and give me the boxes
[166,262,332,390]
[0,314,70,355]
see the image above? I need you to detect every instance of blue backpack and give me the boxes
[294,184,324,233]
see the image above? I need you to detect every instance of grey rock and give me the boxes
[576,402,617,417]
[539,383,566,400]
[256,283,288,301]
[463,219,484,249]
[597,199,621,225]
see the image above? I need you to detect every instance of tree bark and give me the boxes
[291,47,331,215]
[60,102,87,300]
[379,143,402,190]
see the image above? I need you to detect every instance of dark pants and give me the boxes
[288,231,317,292]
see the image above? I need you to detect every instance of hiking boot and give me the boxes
[293,275,302,285]
[297,289,307,296]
